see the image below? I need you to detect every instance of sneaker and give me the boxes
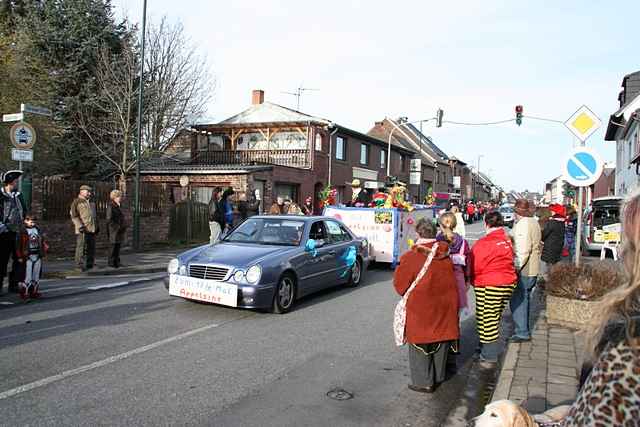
[408,384,436,393]
[18,283,29,301]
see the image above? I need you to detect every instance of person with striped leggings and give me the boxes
[470,211,517,364]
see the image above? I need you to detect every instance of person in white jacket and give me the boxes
[509,199,542,342]
[450,205,466,238]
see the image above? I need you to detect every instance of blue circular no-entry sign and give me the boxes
[563,147,604,187]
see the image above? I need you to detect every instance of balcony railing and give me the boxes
[193,149,311,169]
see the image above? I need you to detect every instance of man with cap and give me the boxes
[0,170,26,293]
[70,185,98,271]
[509,199,542,342]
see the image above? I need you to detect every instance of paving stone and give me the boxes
[547,383,578,396]
[547,375,578,386]
[547,393,575,406]
[527,385,547,396]
[510,385,528,397]
[509,394,527,403]
[522,396,547,413]
[549,351,577,361]
[548,365,577,377]
[517,359,547,369]
[515,367,545,378]
[549,344,575,353]
[549,358,577,368]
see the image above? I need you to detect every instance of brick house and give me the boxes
[141,90,414,211]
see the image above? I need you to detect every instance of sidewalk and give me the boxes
[492,295,584,413]
[43,245,197,278]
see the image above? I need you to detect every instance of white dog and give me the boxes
[469,400,571,427]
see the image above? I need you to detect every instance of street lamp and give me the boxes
[133,0,148,250]
[386,117,435,177]
[473,154,484,200]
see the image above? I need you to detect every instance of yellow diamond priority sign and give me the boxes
[564,105,601,142]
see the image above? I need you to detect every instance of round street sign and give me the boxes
[9,122,37,149]
[563,147,604,187]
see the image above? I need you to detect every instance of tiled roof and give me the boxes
[367,125,432,164]
[219,102,331,125]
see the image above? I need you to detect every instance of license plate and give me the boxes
[169,274,238,307]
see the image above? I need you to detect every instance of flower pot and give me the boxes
[546,294,599,328]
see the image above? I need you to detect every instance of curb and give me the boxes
[491,342,519,401]
[0,273,166,307]
[61,265,167,280]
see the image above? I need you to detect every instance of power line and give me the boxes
[523,115,564,124]
[443,118,516,126]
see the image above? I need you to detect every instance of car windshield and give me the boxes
[499,207,514,214]
[223,218,305,246]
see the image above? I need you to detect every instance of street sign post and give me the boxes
[9,121,37,149]
[2,113,24,122]
[21,103,52,117]
[563,147,604,267]
[11,149,33,162]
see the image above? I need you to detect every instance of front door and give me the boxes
[298,221,333,294]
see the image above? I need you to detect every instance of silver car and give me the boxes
[499,205,515,228]
[164,216,370,313]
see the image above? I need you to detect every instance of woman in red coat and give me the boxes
[394,218,460,393]
[470,211,517,364]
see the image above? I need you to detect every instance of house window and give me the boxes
[197,134,208,151]
[400,154,407,172]
[380,150,386,169]
[237,132,268,150]
[270,131,307,150]
[315,133,322,151]
[208,135,224,151]
[336,136,345,160]
[360,143,369,165]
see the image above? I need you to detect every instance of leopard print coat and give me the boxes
[562,317,640,426]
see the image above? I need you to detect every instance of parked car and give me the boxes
[582,196,623,255]
[164,215,370,313]
[499,205,515,228]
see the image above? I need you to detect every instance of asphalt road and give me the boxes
[0,221,489,427]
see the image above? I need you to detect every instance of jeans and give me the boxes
[510,275,538,339]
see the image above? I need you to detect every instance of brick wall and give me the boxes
[30,177,173,258]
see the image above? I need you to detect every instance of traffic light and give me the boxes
[436,108,444,127]
[515,105,523,126]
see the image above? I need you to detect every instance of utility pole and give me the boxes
[133,0,148,250]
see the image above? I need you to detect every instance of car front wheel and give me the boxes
[272,273,296,314]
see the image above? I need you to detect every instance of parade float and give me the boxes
[321,183,438,266]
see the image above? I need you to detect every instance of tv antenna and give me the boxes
[281,86,319,111]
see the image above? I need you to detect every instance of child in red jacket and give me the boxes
[16,214,48,300]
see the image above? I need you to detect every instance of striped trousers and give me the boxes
[474,284,517,343]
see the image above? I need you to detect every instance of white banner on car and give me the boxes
[169,274,238,307]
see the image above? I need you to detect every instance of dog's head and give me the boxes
[468,400,537,427]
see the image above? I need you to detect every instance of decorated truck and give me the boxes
[323,206,438,266]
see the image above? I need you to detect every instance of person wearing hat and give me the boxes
[348,179,370,207]
[0,170,26,293]
[539,203,566,281]
[70,185,98,271]
[509,199,542,342]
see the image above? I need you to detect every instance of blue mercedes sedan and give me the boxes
[164,216,370,313]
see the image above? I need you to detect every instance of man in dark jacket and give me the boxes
[0,170,25,293]
[208,187,223,244]
[238,186,260,219]
[540,204,566,280]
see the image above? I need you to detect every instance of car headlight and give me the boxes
[233,270,245,282]
[246,265,261,284]
[168,258,180,274]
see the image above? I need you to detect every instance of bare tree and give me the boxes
[143,16,214,152]
[75,40,141,191]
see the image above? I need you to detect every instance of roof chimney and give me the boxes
[252,89,265,105]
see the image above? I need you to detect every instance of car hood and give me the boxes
[183,242,299,268]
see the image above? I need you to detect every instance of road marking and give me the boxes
[0,321,230,401]
[87,282,130,291]
[0,302,14,306]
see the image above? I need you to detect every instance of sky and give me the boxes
[112,0,639,192]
